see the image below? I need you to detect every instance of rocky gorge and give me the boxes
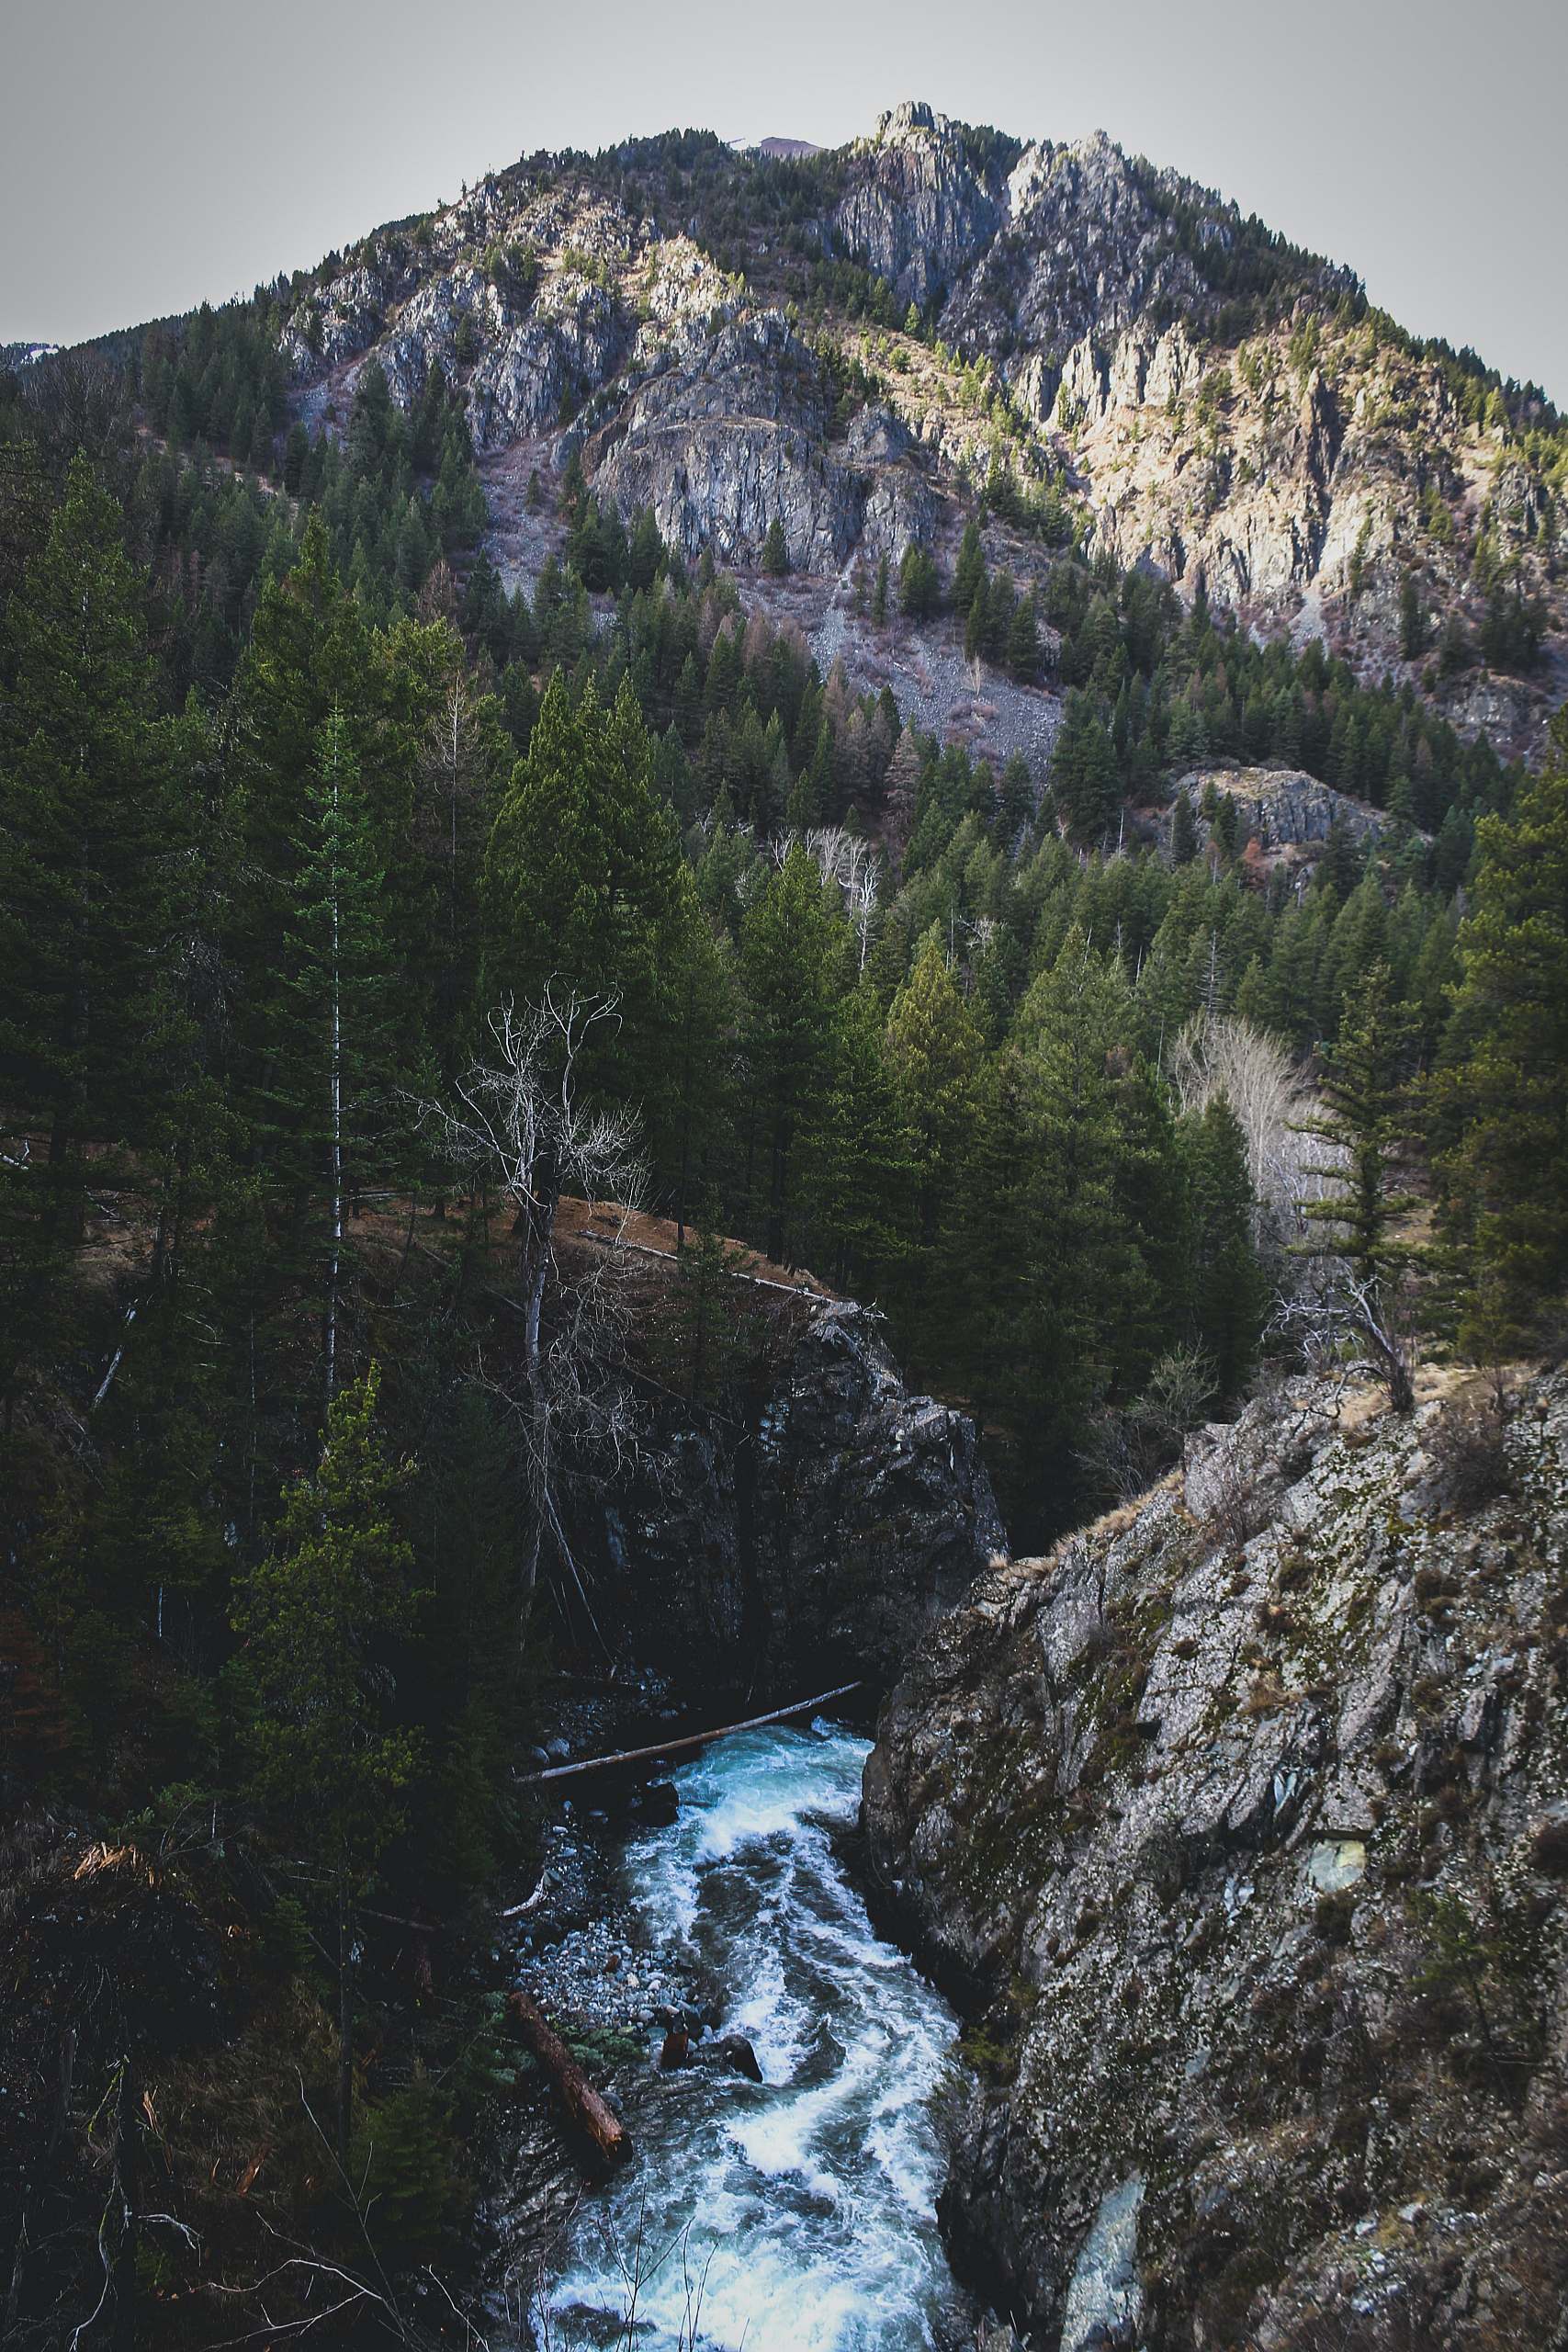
[489,1273,1567,2348]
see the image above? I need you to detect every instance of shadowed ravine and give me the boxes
[541,1725,978,2350]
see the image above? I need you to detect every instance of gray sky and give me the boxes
[3,0,1563,402]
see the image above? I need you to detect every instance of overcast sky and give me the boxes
[3,0,1563,401]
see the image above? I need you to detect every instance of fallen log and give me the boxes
[507,1989,630,2164]
[514,1681,861,1787]
[498,1870,550,1920]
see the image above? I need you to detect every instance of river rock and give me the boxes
[712,2031,763,2083]
[658,2023,690,2069]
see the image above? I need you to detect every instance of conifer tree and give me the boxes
[233,1365,420,2163]
[1434,712,1568,1353]
[739,844,844,1262]
[267,707,403,1400]
[482,674,687,1173]
[898,543,940,622]
[1301,960,1416,1291]
[1007,590,1039,682]
[953,520,986,617]
[1181,1098,1265,1394]
[0,458,182,1410]
[885,932,983,1246]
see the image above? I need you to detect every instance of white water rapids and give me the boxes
[540,1723,978,2350]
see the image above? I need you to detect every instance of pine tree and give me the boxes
[805,988,914,1295]
[1052,692,1121,841]
[482,674,686,1169]
[666,875,735,1244]
[898,543,940,622]
[884,932,983,1247]
[1434,712,1568,1352]
[953,520,986,616]
[761,516,790,577]
[1007,591,1039,682]
[987,938,1173,1532]
[739,844,844,1263]
[1300,960,1416,1293]
[265,707,403,1401]
[0,458,182,1407]
[1181,1098,1265,1394]
[1399,572,1427,661]
[233,1365,420,2162]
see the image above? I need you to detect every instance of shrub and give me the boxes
[1427,1394,1514,1512]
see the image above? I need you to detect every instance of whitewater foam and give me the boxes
[537,1723,976,2350]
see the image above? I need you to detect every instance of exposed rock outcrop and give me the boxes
[864,1370,1568,2347]
[596,1297,1004,1696]
[950,133,1217,371]
[834,103,1008,311]
[585,312,863,572]
[269,101,1565,753]
[1169,763,1421,859]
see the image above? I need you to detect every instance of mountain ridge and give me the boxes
[231,96,1563,758]
[37,96,1565,775]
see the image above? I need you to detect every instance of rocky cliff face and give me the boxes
[590,1297,1004,1697]
[585,311,859,573]
[833,102,1009,312]
[1168,763,1417,870]
[863,1369,1568,2348]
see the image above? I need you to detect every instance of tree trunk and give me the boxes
[506,1991,629,2163]
[336,1887,355,2170]
[111,2057,140,2352]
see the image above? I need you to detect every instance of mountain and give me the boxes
[260,99,1562,760]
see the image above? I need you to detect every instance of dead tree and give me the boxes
[1273,1271,1416,1415]
[418,989,646,1648]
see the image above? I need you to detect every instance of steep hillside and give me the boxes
[864,1367,1568,2347]
[265,101,1566,757]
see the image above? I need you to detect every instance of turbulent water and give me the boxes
[542,1724,977,2351]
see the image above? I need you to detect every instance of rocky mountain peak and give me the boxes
[871,98,945,147]
[263,98,1565,756]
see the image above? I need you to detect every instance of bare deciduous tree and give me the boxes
[418,989,647,1645]
[1169,1012,1313,1237]
[1272,1266,1417,1415]
[768,826,886,971]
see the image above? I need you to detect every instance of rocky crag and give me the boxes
[864,1367,1568,2349]
[274,101,1564,757]
[588,1295,1005,1699]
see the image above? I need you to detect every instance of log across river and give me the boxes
[536,1720,979,2349]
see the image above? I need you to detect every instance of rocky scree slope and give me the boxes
[863,1369,1568,2349]
[277,102,1564,749]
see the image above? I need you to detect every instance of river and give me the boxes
[537,1721,979,2350]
